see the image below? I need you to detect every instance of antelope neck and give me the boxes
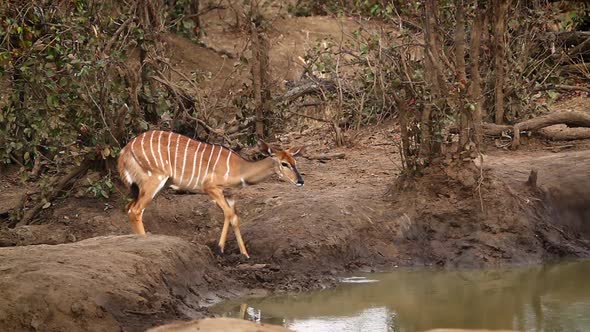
[239,157,275,185]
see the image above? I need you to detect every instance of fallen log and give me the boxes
[479,111,590,149]
[539,125,590,141]
[512,111,590,149]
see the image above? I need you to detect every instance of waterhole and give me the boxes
[211,260,590,331]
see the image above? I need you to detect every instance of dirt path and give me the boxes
[2,124,590,331]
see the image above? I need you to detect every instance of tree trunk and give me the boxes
[421,0,445,162]
[493,0,510,124]
[250,23,264,139]
[393,92,412,167]
[454,0,468,149]
[189,0,202,39]
[468,2,485,149]
[259,32,272,138]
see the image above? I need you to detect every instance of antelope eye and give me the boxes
[281,162,290,168]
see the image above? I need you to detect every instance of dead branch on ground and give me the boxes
[534,84,590,94]
[276,79,336,104]
[480,110,590,148]
[304,152,345,161]
[539,126,590,141]
[16,160,92,226]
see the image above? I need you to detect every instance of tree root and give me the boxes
[481,111,590,149]
[16,160,92,226]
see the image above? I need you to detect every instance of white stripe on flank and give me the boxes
[195,143,206,188]
[202,144,216,185]
[224,149,232,181]
[124,170,133,185]
[157,131,164,171]
[173,134,180,180]
[188,142,201,189]
[180,138,191,185]
[166,132,172,171]
[152,176,169,199]
[141,133,152,168]
[149,131,158,168]
[211,145,223,181]
[131,137,136,157]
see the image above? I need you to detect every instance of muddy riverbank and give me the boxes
[1,126,590,331]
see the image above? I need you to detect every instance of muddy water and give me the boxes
[211,260,590,332]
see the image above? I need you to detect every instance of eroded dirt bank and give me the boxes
[1,128,590,331]
[0,235,233,331]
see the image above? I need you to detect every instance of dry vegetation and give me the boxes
[1,0,590,330]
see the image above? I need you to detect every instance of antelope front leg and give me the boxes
[206,188,250,258]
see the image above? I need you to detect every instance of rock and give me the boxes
[148,317,294,332]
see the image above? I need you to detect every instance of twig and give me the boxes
[534,83,590,94]
[542,144,575,152]
[304,153,345,161]
[184,111,234,144]
[104,13,135,54]
[17,160,92,226]
[151,74,235,145]
[167,4,226,26]
[286,109,331,123]
[83,82,120,147]
[568,37,590,57]
[476,153,485,213]
[9,153,24,168]
[294,101,324,108]
[125,309,163,316]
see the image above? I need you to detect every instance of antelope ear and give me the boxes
[257,140,275,156]
[287,146,304,157]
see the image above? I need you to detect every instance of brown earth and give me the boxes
[1,8,590,332]
[1,123,590,331]
[0,236,232,331]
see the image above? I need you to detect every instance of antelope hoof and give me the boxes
[214,244,224,256]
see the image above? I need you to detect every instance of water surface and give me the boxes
[211,260,590,332]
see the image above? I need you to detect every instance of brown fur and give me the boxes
[118,131,304,257]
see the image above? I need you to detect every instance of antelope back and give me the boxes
[118,130,235,191]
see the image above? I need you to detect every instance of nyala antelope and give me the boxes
[117,130,304,258]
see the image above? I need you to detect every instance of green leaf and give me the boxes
[182,20,195,30]
[547,91,559,100]
[46,95,59,109]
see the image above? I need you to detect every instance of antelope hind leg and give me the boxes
[231,215,249,258]
[217,215,231,254]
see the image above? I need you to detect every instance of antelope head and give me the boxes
[258,141,305,187]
